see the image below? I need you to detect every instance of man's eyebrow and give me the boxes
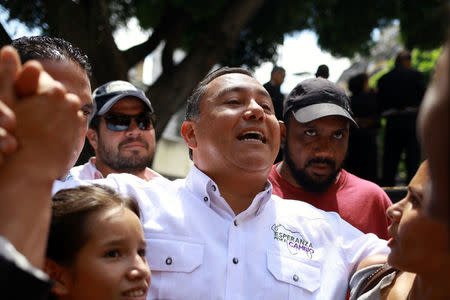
[100,238,146,248]
[216,86,270,99]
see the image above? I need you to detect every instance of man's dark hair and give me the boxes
[11,36,92,77]
[185,66,253,159]
[348,73,368,95]
[185,66,253,121]
[395,50,412,67]
[90,115,101,131]
[271,66,285,75]
[315,64,329,79]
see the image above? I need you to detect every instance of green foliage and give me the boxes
[221,0,312,68]
[412,47,443,83]
[310,0,399,57]
[134,0,164,28]
[399,0,448,50]
[0,0,447,70]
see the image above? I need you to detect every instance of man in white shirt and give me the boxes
[55,67,389,299]
[70,80,163,181]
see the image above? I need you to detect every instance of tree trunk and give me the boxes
[150,0,265,139]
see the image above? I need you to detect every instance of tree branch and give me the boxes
[161,41,174,72]
[0,22,12,47]
[122,5,190,70]
[149,0,266,139]
[122,28,164,69]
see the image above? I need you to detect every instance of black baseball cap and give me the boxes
[283,78,357,126]
[91,80,154,124]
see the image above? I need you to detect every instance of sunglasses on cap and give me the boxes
[103,112,156,132]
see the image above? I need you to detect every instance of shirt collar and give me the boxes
[88,157,104,179]
[184,165,273,220]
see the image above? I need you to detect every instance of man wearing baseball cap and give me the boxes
[269,78,392,239]
[70,80,164,181]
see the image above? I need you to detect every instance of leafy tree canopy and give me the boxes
[0,0,447,150]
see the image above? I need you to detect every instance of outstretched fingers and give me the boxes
[0,46,21,107]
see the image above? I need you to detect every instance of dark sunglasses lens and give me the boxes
[136,115,152,130]
[104,113,155,131]
[105,115,131,131]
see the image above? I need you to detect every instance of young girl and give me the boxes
[45,184,151,299]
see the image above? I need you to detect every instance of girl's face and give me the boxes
[61,206,150,300]
[386,162,449,273]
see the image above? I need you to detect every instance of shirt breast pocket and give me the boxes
[146,238,205,299]
[265,250,321,299]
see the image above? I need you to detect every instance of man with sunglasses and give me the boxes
[70,80,163,181]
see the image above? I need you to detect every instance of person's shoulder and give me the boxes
[343,170,385,192]
[378,69,393,81]
[410,68,425,80]
[356,254,388,271]
[108,172,176,189]
[271,194,338,220]
[52,177,89,195]
[69,161,95,179]
[341,170,391,204]
[69,163,85,173]
[268,164,279,180]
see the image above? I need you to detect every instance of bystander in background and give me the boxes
[315,64,329,79]
[378,50,426,186]
[346,73,381,183]
[263,65,285,163]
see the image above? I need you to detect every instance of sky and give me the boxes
[2,12,351,94]
[253,31,351,94]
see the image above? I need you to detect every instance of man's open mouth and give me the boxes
[237,131,266,143]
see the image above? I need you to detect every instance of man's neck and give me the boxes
[95,159,149,181]
[270,79,280,87]
[277,161,300,188]
[276,161,340,190]
[201,166,270,215]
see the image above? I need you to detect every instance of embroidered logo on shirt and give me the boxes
[271,224,315,258]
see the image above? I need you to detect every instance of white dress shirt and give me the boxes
[53,166,389,300]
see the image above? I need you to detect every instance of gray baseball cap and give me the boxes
[91,80,153,123]
[283,78,357,126]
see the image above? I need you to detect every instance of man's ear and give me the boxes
[279,120,286,149]
[86,128,98,151]
[44,258,71,296]
[181,120,197,150]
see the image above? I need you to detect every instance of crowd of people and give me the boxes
[0,35,448,300]
[346,51,426,186]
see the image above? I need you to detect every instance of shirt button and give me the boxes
[233,220,238,226]
[212,185,216,191]
[165,257,173,265]
[232,257,239,264]
[293,274,299,282]
[203,197,208,202]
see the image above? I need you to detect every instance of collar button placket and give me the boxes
[226,212,243,298]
